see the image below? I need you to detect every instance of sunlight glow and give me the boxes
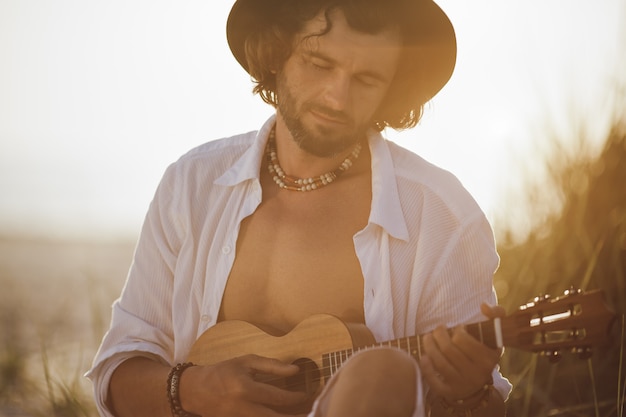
[0,0,624,239]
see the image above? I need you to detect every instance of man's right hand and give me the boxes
[180,354,310,417]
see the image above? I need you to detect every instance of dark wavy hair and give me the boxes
[243,0,429,131]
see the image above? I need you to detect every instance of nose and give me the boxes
[321,73,351,112]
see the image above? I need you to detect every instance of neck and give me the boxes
[272,115,365,179]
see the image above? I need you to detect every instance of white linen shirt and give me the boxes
[87,116,511,416]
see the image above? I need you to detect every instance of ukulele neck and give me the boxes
[321,318,502,381]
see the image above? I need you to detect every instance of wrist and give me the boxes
[167,362,200,417]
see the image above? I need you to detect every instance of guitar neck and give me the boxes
[321,319,500,381]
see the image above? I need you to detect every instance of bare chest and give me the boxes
[218,184,370,334]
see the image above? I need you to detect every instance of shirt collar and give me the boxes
[215,115,409,241]
[214,115,276,187]
[367,131,410,242]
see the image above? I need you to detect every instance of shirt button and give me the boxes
[222,246,231,254]
[201,314,210,322]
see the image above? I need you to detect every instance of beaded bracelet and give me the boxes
[438,381,493,417]
[166,362,200,417]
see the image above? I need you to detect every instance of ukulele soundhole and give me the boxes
[286,357,321,396]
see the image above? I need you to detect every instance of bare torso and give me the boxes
[218,146,372,334]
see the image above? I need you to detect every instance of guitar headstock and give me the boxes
[500,288,617,361]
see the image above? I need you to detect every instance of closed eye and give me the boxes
[305,54,333,71]
[355,75,380,87]
[302,50,390,86]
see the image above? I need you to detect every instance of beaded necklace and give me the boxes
[265,127,363,192]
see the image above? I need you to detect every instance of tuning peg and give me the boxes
[544,350,562,363]
[520,293,552,310]
[564,287,581,296]
[533,293,551,303]
[574,347,593,360]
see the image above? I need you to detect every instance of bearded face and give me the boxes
[274,9,401,158]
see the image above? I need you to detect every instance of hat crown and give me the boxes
[226,0,456,126]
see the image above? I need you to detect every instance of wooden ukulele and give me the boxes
[187,289,616,412]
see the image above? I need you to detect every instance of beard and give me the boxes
[275,72,369,158]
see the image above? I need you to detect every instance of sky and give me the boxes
[0,0,624,240]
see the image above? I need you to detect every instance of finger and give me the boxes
[480,303,506,319]
[235,357,308,406]
[450,327,499,381]
[419,354,451,398]
[452,325,504,366]
[428,326,467,379]
[421,330,459,386]
[242,354,301,377]
[431,327,499,394]
[452,325,492,354]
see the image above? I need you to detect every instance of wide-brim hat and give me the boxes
[226,0,457,103]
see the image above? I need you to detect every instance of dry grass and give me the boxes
[493,108,626,416]
[0,238,133,416]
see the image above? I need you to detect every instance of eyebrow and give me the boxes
[303,50,392,84]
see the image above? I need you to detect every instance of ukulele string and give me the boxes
[255,354,355,389]
[256,337,430,390]
[255,345,413,390]
[257,365,330,390]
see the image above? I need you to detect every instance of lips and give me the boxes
[309,107,351,126]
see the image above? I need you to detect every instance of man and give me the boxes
[88,1,512,416]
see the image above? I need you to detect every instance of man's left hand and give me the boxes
[419,303,505,402]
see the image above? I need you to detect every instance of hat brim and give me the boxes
[226,0,456,103]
